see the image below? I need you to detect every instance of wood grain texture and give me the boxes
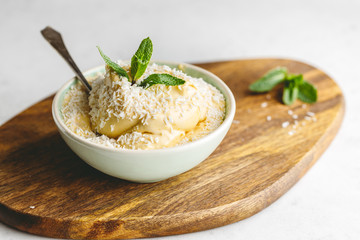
[0,59,344,239]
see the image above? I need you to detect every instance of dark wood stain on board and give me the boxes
[0,59,344,239]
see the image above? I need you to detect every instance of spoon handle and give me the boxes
[41,26,92,92]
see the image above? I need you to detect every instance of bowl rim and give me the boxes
[52,61,236,154]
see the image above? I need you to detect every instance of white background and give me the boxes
[1,0,360,239]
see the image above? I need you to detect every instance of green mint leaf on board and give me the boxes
[249,67,287,92]
[131,37,153,83]
[139,74,185,89]
[287,74,303,85]
[249,66,318,105]
[97,46,129,80]
[282,80,299,105]
[298,80,317,103]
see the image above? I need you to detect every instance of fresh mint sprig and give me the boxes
[249,67,317,105]
[96,46,129,80]
[97,37,185,89]
[130,37,185,88]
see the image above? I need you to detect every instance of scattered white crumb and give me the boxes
[294,120,299,126]
[29,206,35,209]
[266,116,272,121]
[307,111,315,117]
[232,120,240,124]
[292,114,298,119]
[302,104,307,109]
[288,110,293,115]
[282,121,290,128]
[304,116,312,121]
[312,117,317,122]
[261,102,268,108]
[288,130,295,136]
[301,122,306,126]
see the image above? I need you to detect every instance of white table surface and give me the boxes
[1,0,359,239]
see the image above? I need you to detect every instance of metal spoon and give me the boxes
[41,26,92,92]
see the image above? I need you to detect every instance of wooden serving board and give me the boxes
[0,59,344,239]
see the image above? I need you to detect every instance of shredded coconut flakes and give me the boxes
[62,63,225,150]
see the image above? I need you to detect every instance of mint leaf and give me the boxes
[131,37,153,83]
[287,74,303,85]
[249,67,287,92]
[282,80,299,105]
[250,66,318,105]
[139,74,185,89]
[298,81,317,103]
[97,46,129,80]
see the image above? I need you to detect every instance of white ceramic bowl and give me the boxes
[52,61,236,183]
